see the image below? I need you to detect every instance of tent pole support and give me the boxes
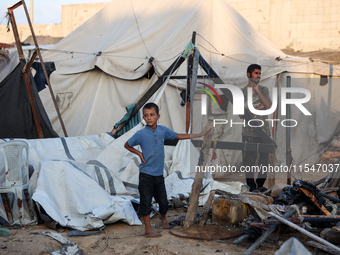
[185,31,196,133]
[20,0,68,137]
[286,76,291,184]
[7,3,44,138]
[111,55,186,135]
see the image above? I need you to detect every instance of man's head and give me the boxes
[142,103,160,128]
[247,64,261,85]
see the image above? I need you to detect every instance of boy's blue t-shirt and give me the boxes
[127,125,178,176]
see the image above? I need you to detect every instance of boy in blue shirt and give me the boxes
[124,103,209,237]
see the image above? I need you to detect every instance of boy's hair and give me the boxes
[143,103,159,115]
[247,64,261,75]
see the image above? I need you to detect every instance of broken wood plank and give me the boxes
[268,212,340,254]
[306,241,339,255]
[199,190,215,226]
[299,187,331,216]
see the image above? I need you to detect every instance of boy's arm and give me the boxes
[124,141,145,163]
[176,126,211,140]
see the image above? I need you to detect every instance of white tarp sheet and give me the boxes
[0,123,247,230]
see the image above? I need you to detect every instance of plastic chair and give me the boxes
[0,140,35,226]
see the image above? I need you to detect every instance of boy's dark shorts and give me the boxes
[138,172,168,217]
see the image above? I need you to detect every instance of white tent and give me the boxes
[40,0,340,173]
[2,0,339,230]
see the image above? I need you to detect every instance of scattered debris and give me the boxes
[274,237,312,255]
[30,231,83,255]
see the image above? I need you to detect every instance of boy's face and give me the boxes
[143,107,160,128]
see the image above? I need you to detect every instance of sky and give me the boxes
[1,0,112,25]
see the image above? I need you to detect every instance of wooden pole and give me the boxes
[307,241,339,255]
[299,187,331,216]
[7,5,44,138]
[286,76,291,184]
[186,31,196,133]
[20,0,68,137]
[184,117,213,228]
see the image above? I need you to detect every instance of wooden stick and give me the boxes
[268,212,340,253]
[299,187,331,216]
[307,241,339,255]
[199,190,215,226]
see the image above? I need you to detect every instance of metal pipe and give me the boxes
[286,76,291,184]
[319,192,340,203]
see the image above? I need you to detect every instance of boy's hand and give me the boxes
[124,141,145,163]
[200,125,211,136]
[139,152,145,163]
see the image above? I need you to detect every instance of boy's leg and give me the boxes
[139,173,161,237]
[143,215,161,237]
[154,175,171,229]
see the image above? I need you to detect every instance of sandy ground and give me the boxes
[0,170,332,255]
[0,206,320,255]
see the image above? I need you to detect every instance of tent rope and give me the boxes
[130,0,151,58]
[196,33,339,71]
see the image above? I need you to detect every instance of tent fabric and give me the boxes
[274,237,312,255]
[0,48,19,84]
[39,70,186,137]
[43,0,285,79]
[39,0,340,167]
[0,126,245,230]
[0,59,58,139]
[42,0,340,79]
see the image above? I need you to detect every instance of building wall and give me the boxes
[1,1,339,52]
[227,0,340,51]
[0,3,109,45]
[60,3,109,36]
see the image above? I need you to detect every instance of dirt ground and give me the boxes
[0,170,333,255]
[0,206,324,255]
